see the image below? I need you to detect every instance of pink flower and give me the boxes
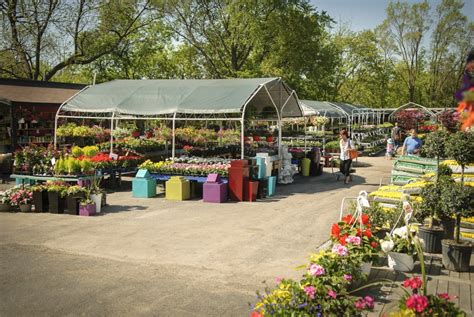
[437,293,450,300]
[406,294,428,313]
[364,296,374,309]
[331,244,348,256]
[304,285,316,299]
[309,264,325,276]
[403,276,423,290]
[345,235,361,246]
[355,299,365,310]
[343,274,353,282]
[275,277,282,284]
[327,290,337,299]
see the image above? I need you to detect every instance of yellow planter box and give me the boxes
[165,176,191,200]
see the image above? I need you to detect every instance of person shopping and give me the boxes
[402,129,422,155]
[339,130,355,184]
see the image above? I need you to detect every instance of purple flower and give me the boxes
[343,274,353,282]
[327,290,337,299]
[331,244,348,256]
[309,264,325,276]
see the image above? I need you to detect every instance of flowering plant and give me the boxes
[390,276,466,316]
[380,226,418,256]
[330,214,380,262]
[9,189,33,206]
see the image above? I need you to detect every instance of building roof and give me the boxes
[0,78,86,104]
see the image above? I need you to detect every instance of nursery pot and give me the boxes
[32,190,48,213]
[19,204,32,212]
[47,192,65,214]
[418,226,444,254]
[91,193,103,213]
[0,203,11,212]
[66,196,82,216]
[441,218,456,240]
[387,252,415,272]
[79,203,96,216]
[441,239,472,272]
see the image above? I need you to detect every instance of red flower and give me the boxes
[356,228,362,237]
[364,229,372,238]
[361,214,369,225]
[339,234,348,245]
[403,277,423,290]
[371,241,378,248]
[406,294,428,313]
[437,293,450,300]
[331,224,340,239]
[342,214,355,225]
[251,312,263,317]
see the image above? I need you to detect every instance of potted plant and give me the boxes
[441,130,474,271]
[0,189,14,212]
[331,213,380,277]
[31,184,48,213]
[440,183,473,271]
[380,225,419,272]
[10,188,33,212]
[416,131,448,253]
[90,177,104,213]
[65,185,86,215]
[79,193,96,217]
[45,182,69,213]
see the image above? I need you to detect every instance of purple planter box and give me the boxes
[79,203,96,216]
[203,182,228,203]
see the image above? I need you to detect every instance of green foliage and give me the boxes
[423,130,448,159]
[441,183,474,219]
[445,131,474,168]
[54,157,66,175]
[71,146,84,158]
[82,146,99,158]
[419,176,454,222]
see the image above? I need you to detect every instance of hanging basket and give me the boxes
[388,252,414,272]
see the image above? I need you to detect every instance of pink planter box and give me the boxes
[203,182,228,203]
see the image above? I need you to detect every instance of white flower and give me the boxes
[393,226,408,239]
[381,239,395,253]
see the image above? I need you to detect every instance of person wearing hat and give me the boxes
[386,137,395,159]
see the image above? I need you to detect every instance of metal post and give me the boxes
[110,112,115,153]
[53,114,59,149]
[171,112,177,159]
[240,118,245,159]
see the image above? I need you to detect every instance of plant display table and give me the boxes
[11,174,96,186]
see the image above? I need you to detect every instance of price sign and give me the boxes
[109,152,118,160]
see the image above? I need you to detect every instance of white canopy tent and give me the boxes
[55,78,303,159]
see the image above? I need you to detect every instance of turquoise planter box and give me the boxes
[132,169,156,198]
[254,157,266,179]
[267,176,277,196]
[16,178,35,186]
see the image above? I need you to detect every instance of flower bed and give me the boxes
[139,157,231,177]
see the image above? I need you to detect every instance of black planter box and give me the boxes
[418,226,444,253]
[48,192,65,214]
[33,190,48,213]
[65,196,82,215]
[257,179,268,199]
[190,181,203,199]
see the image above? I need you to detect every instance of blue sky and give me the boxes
[310,0,474,31]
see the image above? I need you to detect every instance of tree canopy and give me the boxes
[0,0,472,108]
